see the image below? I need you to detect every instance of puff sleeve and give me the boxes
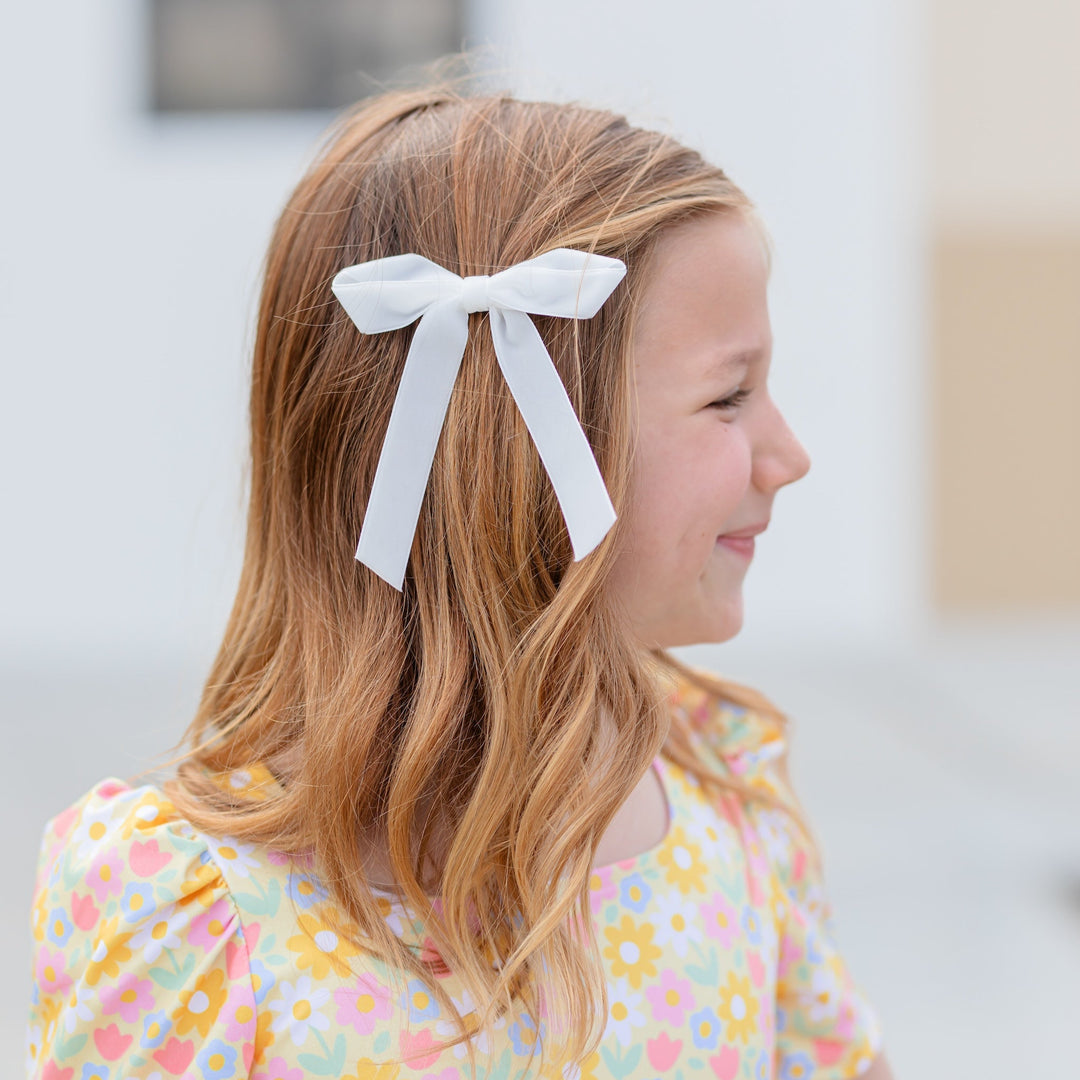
[26,778,258,1080]
[676,673,884,1078]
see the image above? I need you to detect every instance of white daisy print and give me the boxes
[129,902,190,964]
[652,892,705,958]
[71,803,123,861]
[603,977,646,1047]
[269,975,332,1046]
[63,983,96,1033]
[204,835,261,879]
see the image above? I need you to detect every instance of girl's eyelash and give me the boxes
[709,388,751,411]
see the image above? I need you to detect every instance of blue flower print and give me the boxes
[400,978,440,1022]
[689,1006,721,1050]
[619,873,652,913]
[80,1064,109,1080]
[779,1051,815,1080]
[755,1050,770,1080]
[197,1038,238,1080]
[249,958,276,1004]
[805,930,824,964]
[286,869,329,909]
[508,1013,546,1056]
[741,904,763,946]
[120,882,157,923]
[140,1011,172,1049]
[46,907,74,947]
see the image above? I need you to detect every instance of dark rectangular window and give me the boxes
[150,0,464,112]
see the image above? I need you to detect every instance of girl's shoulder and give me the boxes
[28,775,263,1076]
[666,665,789,790]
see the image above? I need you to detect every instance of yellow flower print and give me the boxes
[342,1059,400,1080]
[119,791,172,839]
[252,1007,276,1066]
[287,911,363,978]
[540,1049,602,1080]
[717,970,759,1044]
[84,916,134,986]
[602,915,661,989]
[31,885,49,943]
[657,827,708,894]
[35,994,63,1059]
[176,861,224,911]
[172,966,229,1038]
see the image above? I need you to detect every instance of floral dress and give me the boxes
[26,672,882,1080]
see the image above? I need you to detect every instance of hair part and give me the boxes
[141,84,811,1075]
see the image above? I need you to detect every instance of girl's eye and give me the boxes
[708,388,751,412]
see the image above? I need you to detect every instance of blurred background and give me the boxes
[3,1,1077,1077]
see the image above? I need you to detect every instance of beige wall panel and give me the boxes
[933,232,1080,611]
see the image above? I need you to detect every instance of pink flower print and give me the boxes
[778,931,802,979]
[747,948,766,988]
[792,845,807,883]
[189,896,235,952]
[701,892,738,948]
[709,1045,740,1080]
[645,969,696,1026]
[152,1035,195,1075]
[421,1070,460,1080]
[40,1063,73,1080]
[646,1031,682,1072]
[253,1056,305,1080]
[334,973,392,1036]
[222,994,258,1042]
[70,891,100,930]
[266,849,291,866]
[35,947,72,996]
[87,849,124,904]
[399,1028,442,1070]
[588,868,616,915]
[100,972,154,1023]
[812,1038,846,1067]
[129,837,172,877]
[93,1021,133,1060]
[51,805,80,839]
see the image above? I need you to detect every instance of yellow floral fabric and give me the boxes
[26,672,882,1079]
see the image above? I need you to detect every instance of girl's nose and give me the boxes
[753,396,811,494]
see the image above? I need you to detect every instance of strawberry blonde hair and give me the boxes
[152,85,810,1075]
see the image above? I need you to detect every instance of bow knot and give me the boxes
[460,274,492,314]
[331,247,626,590]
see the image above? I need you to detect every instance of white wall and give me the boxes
[0,0,927,672]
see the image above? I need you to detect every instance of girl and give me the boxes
[26,85,893,1080]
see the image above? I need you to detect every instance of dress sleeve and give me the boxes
[673,670,884,1078]
[26,778,258,1080]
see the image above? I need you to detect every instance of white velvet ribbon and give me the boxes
[331,248,626,590]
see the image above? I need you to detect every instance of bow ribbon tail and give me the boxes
[490,308,617,562]
[356,300,469,589]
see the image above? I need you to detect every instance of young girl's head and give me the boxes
[165,84,809,1071]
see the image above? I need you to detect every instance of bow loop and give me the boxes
[331,247,627,590]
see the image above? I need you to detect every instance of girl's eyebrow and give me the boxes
[705,347,765,375]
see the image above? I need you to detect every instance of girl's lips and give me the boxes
[716,535,755,558]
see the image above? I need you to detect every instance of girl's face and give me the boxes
[608,211,812,648]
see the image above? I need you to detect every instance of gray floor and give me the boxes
[6,621,1078,1078]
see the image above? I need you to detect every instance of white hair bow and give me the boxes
[331,248,626,590]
